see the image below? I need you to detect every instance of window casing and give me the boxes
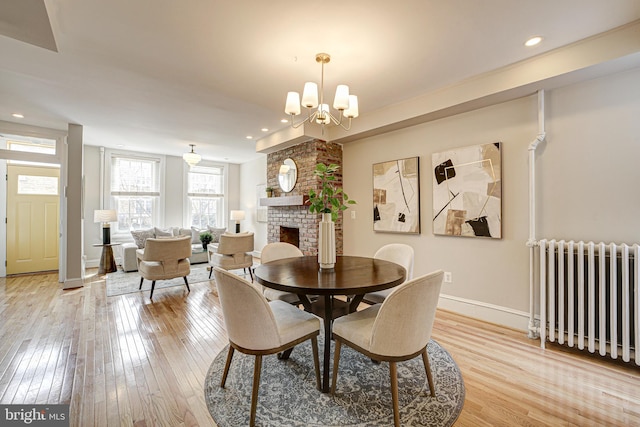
[186,164,225,228]
[109,154,162,235]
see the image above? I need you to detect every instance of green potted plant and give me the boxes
[307,163,356,221]
[265,186,274,197]
[307,163,356,269]
[199,231,213,250]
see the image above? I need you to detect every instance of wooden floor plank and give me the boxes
[1,270,640,426]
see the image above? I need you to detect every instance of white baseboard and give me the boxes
[63,277,84,289]
[438,293,530,332]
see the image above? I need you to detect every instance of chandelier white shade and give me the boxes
[183,144,201,167]
[284,53,359,132]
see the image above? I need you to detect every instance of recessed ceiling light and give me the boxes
[261,128,269,132]
[246,135,253,139]
[12,113,24,118]
[281,119,289,123]
[525,36,543,47]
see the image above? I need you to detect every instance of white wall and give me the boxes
[240,156,268,255]
[539,67,640,243]
[340,67,640,331]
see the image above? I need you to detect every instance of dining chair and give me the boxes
[259,242,304,304]
[137,236,192,300]
[213,267,322,427]
[362,243,414,304]
[331,270,444,427]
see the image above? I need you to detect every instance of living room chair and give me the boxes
[208,232,254,281]
[137,236,192,300]
[362,243,414,304]
[213,267,321,427]
[260,242,304,304]
[331,270,444,427]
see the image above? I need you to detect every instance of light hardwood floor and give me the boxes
[1,270,639,426]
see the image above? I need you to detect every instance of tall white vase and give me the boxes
[318,212,336,269]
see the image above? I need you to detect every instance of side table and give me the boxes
[93,243,121,274]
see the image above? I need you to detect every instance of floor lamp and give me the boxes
[230,210,245,233]
[94,209,117,244]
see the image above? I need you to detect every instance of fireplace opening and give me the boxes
[280,226,300,248]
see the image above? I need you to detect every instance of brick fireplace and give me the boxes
[265,139,343,256]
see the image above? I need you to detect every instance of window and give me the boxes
[110,155,161,233]
[187,164,224,228]
[5,136,59,167]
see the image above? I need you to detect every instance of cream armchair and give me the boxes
[137,236,192,299]
[208,232,254,280]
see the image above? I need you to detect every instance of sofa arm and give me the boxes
[121,243,140,272]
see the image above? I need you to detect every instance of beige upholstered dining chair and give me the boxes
[213,267,321,427]
[362,243,414,304]
[331,270,444,427]
[137,236,192,300]
[208,232,254,281]
[259,242,304,304]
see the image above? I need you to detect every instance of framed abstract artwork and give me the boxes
[432,142,502,238]
[373,156,420,234]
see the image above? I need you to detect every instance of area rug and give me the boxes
[204,338,465,426]
[106,263,213,297]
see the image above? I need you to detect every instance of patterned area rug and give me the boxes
[204,338,465,426]
[106,263,213,297]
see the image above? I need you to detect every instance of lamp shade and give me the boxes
[183,151,201,167]
[285,92,301,115]
[94,209,117,223]
[301,82,319,108]
[333,84,350,110]
[344,95,359,118]
[230,210,245,221]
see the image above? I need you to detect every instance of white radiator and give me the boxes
[539,239,639,364]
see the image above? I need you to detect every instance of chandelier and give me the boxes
[182,144,201,167]
[284,53,359,132]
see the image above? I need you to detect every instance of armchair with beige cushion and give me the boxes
[331,270,444,427]
[213,267,321,426]
[208,232,254,280]
[137,236,192,300]
[362,243,415,304]
[259,242,304,304]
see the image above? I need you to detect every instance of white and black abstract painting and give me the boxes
[432,143,502,238]
[373,157,420,234]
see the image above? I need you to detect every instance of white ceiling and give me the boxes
[1,0,639,163]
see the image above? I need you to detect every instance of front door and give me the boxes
[6,164,60,274]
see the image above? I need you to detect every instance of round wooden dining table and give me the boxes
[254,255,406,392]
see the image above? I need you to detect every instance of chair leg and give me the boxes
[183,276,190,292]
[209,267,213,279]
[139,277,144,290]
[390,361,400,427]
[330,340,342,394]
[220,346,235,388]
[245,267,254,282]
[149,280,156,300]
[250,355,262,427]
[421,348,436,397]
[311,336,321,391]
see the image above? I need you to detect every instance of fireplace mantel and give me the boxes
[260,195,308,207]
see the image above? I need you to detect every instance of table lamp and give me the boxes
[230,210,245,233]
[94,209,117,244]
